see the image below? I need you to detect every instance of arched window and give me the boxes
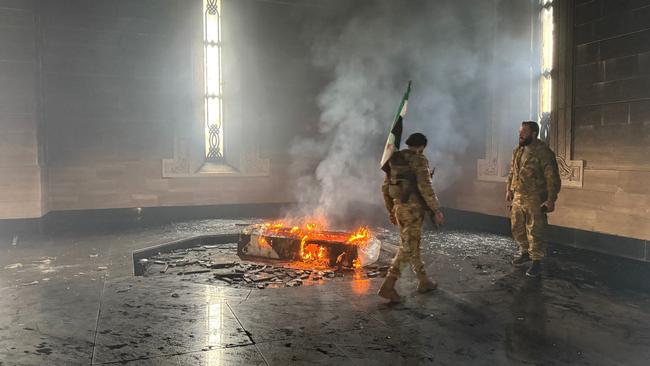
[203,0,223,160]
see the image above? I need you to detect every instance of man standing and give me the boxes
[506,121,561,278]
[379,133,444,303]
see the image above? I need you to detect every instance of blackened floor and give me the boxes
[0,219,649,365]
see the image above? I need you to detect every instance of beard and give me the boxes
[519,136,533,146]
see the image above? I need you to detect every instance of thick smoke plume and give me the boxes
[289,0,526,226]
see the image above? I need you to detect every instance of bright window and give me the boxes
[538,0,554,141]
[203,0,223,160]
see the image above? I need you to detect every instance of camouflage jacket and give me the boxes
[506,140,561,201]
[382,149,440,213]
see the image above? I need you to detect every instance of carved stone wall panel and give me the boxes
[557,155,583,188]
[477,158,507,182]
[162,158,191,177]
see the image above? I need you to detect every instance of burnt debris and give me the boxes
[140,243,389,289]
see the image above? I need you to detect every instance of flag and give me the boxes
[380,80,411,173]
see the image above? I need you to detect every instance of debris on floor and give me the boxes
[140,243,390,289]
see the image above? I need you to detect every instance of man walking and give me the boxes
[379,133,444,302]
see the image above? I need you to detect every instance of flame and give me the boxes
[258,236,271,247]
[301,243,328,265]
[347,227,370,244]
[352,259,361,269]
[257,219,371,266]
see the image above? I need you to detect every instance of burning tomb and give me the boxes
[238,222,381,268]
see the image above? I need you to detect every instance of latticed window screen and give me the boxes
[204,0,223,160]
[538,0,554,142]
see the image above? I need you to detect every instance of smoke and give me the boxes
[289,0,520,225]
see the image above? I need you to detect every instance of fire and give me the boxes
[347,227,370,244]
[258,236,271,248]
[258,219,371,266]
[301,242,328,266]
[352,259,361,269]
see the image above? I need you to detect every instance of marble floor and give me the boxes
[1,219,649,365]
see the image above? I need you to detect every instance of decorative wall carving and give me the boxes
[162,157,191,177]
[556,155,583,187]
[477,157,508,182]
[162,148,271,178]
[162,133,270,178]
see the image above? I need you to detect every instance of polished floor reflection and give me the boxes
[1,219,649,365]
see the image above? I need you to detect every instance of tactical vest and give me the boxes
[387,151,419,204]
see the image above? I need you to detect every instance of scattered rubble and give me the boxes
[140,243,390,289]
[179,269,211,275]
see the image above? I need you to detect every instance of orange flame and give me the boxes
[301,243,328,265]
[352,259,361,269]
[257,219,371,266]
[347,227,370,244]
[258,236,272,248]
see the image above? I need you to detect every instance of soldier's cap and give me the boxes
[405,133,427,147]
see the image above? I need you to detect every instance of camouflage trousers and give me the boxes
[388,202,426,278]
[511,193,547,261]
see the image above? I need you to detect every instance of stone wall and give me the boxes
[573,0,650,170]
[555,0,650,242]
[0,0,330,217]
[0,0,45,219]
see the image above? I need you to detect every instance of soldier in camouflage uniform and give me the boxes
[506,121,561,278]
[379,133,444,303]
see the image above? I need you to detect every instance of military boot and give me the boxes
[526,260,542,278]
[417,273,438,293]
[512,252,531,267]
[378,275,401,303]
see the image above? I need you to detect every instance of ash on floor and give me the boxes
[140,243,390,289]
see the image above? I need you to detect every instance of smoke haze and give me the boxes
[289,0,531,225]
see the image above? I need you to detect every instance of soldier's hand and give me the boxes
[541,200,555,213]
[505,191,513,202]
[389,213,397,225]
[434,210,445,226]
